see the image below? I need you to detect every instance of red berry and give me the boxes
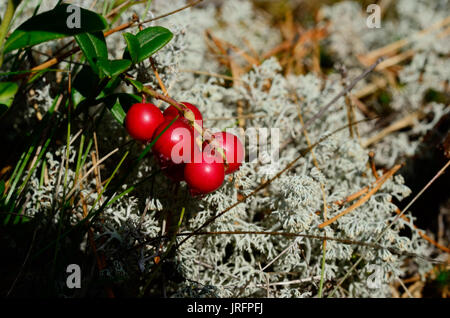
[125,103,164,142]
[184,152,225,195]
[163,102,203,128]
[152,118,198,164]
[204,132,244,174]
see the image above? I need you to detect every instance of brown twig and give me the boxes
[179,69,240,82]
[149,58,168,96]
[173,231,443,263]
[368,151,380,179]
[303,58,384,130]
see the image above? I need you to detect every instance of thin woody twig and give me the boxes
[150,58,168,96]
[303,58,384,129]
[172,231,443,264]
[255,276,321,288]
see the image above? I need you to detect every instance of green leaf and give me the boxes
[97,58,132,78]
[0,81,19,115]
[103,93,141,125]
[123,26,173,63]
[4,4,108,53]
[75,31,107,74]
[123,32,140,64]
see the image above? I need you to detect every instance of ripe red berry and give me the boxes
[152,118,198,164]
[163,102,203,128]
[125,103,164,142]
[184,152,225,195]
[204,132,244,174]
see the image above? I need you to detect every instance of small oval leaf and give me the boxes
[75,32,108,74]
[123,33,140,64]
[123,26,173,63]
[97,58,132,78]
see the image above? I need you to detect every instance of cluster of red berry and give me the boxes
[124,102,244,195]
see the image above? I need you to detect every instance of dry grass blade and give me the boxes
[375,50,415,71]
[363,111,422,147]
[353,77,388,100]
[179,69,239,82]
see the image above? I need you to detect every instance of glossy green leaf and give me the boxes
[123,32,140,64]
[123,26,173,63]
[97,58,132,78]
[4,4,108,53]
[0,81,19,115]
[103,93,141,125]
[75,31,107,74]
